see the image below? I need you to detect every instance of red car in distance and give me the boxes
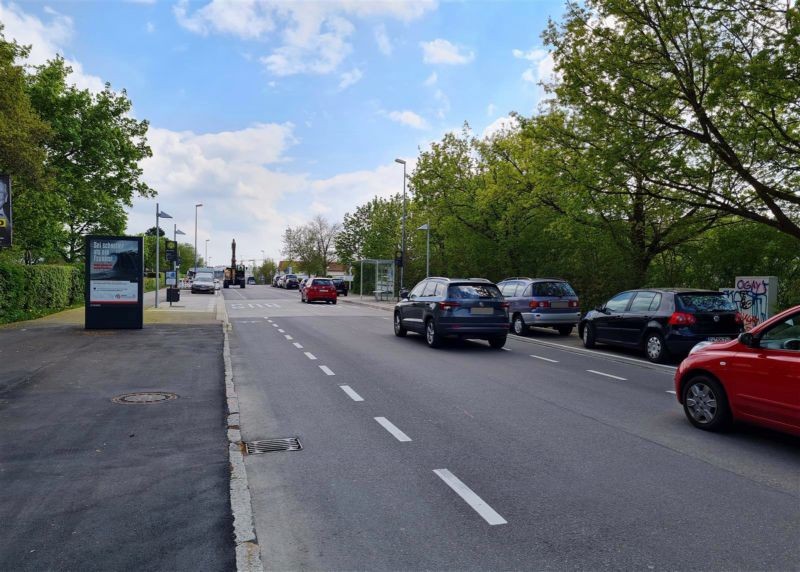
[301,277,338,304]
[675,305,800,436]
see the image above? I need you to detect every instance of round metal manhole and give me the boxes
[112,392,178,405]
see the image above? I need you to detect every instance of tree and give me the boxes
[282,216,341,276]
[336,195,404,265]
[544,0,800,241]
[26,57,154,262]
[145,226,166,237]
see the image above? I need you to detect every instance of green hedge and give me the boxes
[0,262,84,323]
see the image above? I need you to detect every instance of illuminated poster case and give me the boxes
[85,235,143,329]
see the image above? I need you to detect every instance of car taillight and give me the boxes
[530,300,551,309]
[568,300,579,308]
[668,312,697,326]
[500,302,510,309]
[439,301,460,309]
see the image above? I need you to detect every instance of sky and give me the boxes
[0,0,565,266]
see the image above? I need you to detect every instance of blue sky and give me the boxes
[1,0,565,264]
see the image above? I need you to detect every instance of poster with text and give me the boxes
[89,238,141,304]
[0,174,11,247]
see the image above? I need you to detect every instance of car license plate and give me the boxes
[551,301,568,309]
[707,337,731,342]
[470,307,494,315]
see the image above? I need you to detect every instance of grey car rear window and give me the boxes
[449,284,502,299]
[530,281,576,297]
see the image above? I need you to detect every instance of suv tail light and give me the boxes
[439,301,460,310]
[668,312,697,326]
[568,300,579,308]
[530,300,551,309]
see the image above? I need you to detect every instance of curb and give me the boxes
[338,296,394,313]
[221,299,264,572]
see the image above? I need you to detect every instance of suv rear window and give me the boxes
[530,281,576,297]
[286,274,297,279]
[448,284,502,300]
[678,293,736,312]
[312,278,332,286]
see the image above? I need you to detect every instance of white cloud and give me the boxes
[487,103,496,117]
[512,47,547,62]
[0,2,105,91]
[176,1,437,76]
[423,71,437,86]
[374,23,392,56]
[481,115,520,140]
[386,110,429,130]
[434,89,450,119]
[514,46,556,86]
[146,21,155,34]
[338,67,363,90]
[420,38,474,65]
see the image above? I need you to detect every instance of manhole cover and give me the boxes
[244,437,302,455]
[112,392,178,405]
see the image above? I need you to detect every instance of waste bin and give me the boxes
[167,287,180,303]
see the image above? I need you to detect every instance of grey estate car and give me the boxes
[497,278,581,336]
[394,277,510,349]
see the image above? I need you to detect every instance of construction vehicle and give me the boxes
[223,238,246,289]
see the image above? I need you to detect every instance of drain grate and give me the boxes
[112,392,178,405]
[244,437,302,455]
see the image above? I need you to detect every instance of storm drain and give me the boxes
[244,437,302,455]
[112,392,178,404]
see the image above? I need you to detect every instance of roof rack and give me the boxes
[499,277,532,282]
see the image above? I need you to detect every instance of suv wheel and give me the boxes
[489,335,507,349]
[394,313,407,337]
[644,331,669,363]
[682,375,732,432]
[582,323,596,348]
[512,314,526,336]
[425,319,442,348]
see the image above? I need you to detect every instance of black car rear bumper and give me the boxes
[437,322,508,338]
[665,332,737,354]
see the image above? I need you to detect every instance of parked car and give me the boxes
[394,277,509,349]
[579,289,743,363]
[277,275,287,288]
[674,305,800,436]
[247,276,256,285]
[191,272,215,294]
[214,279,221,291]
[284,274,299,289]
[272,274,280,287]
[331,277,348,296]
[497,277,580,336]
[301,277,337,304]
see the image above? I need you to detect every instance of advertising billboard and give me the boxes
[85,235,143,329]
[0,174,11,248]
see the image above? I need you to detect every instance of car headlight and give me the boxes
[689,341,713,355]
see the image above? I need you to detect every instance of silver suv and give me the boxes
[497,278,580,336]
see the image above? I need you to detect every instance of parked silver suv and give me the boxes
[497,278,580,336]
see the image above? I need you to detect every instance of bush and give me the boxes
[0,261,83,323]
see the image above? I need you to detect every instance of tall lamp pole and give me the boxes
[205,239,210,266]
[194,203,203,277]
[174,224,185,287]
[394,158,407,293]
[155,204,172,308]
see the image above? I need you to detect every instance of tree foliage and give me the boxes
[282,216,341,276]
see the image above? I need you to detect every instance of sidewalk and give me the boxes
[0,294,234,571]
[338,294,394,312]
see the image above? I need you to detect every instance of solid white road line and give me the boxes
[666,390,676,395]
[293,342,304,349]
[304,352,317,360]
[374,417,412,442]
[433,469,507,526]
[501,348,511,352]
[285,335,293,340]
[339,385,363,401]
[278,329,285,333]
[587,369,627,381]
[530,355,558,363]
[319,365,335,376]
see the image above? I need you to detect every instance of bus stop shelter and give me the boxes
[359,259,395,301]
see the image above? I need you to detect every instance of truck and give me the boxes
[223,239,246,289]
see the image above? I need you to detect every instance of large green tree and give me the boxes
[544,0,800,240]
[282,216,341,276]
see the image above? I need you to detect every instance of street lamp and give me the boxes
[417,222,430,278]
[174,224,186,288]
[205,239,210,266]
[194,203,203,278]
[394,158,407,293]
[155,203,172,308]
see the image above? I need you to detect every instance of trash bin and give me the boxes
[167,288,180,303]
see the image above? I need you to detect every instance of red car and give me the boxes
[674,305,800,436]
[301,277,338,304]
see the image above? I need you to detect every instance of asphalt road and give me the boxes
[226,285,800,571]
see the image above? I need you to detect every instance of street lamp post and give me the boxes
[205,239,210,266]
[394,158,407,294]
[155,203,172,308]
[194,203,203,278]
[418,222,430,277]
[174,224,185,289]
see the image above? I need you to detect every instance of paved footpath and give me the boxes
[0,290,235,572]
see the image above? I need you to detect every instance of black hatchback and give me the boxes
[579,289,743,362]
[394,277,509,349]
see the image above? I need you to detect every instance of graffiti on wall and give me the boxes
[720,276,778,330]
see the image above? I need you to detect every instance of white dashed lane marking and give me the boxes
[587,369,627,381]
[304,352,317,360]
[374,417,412,442]
[530,355,558,363]
[285,335,293,340]
[433,469,507,526]
[293,342,304,349]
[666,390,676,395]
[278,329,285,333]
[319,365,335,376]
[339,385,363,401]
